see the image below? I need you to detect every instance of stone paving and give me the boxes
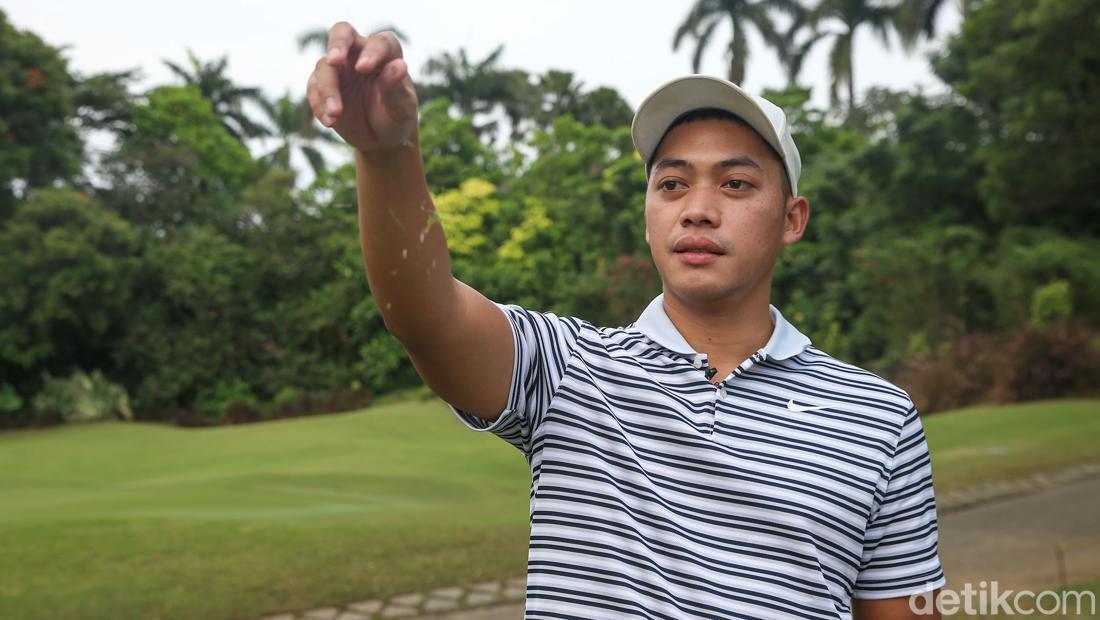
[258,577,526,620]
[257,460,1100,620]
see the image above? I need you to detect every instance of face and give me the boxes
[644,118,809,306]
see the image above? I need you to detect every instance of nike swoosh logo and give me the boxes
[787,399,829,412]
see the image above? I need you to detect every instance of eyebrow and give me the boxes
[651,156,763,174]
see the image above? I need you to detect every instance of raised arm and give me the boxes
[306,24,512,421]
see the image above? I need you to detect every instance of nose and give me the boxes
[679,185,721,228]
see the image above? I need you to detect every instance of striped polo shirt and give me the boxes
[449,294,946,619]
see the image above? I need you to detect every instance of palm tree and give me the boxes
[536,70,586,126]
[895,0,969,51]
[672,0,794,85]
[811,0,897,114]
[258,93,338,176]
[765,2,830,87]
[420,46,509,118]
[418,46,516,139]
[163,50,268,142]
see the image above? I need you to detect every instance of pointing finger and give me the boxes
[325,21,360,66]
[355,30,403,74]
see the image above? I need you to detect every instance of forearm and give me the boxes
[355,141,458,345]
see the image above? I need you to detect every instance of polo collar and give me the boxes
[633,294,811,361]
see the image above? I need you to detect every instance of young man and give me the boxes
[307,24,946,620]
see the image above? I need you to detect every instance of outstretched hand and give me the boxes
[306,23,419,152]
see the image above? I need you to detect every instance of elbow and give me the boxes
[380,310,430,350]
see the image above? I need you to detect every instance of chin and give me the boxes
[662,273,742,304]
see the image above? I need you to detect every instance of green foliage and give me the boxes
[72,70,137,135]
[194,378,257,421]
[116,224,259,410]
[985,228,1100,328]
[2,10,1098,427]
[32,370,132,423]
[0,189,141,397]
[272,386,305,408]
[0,383,22,413]
[0,9,82,213]
[1030,280,1072,328]
[102,85,258,231]
[936,0,1100,233]
[418,98,500,193]
[257,92,336,177]
[162,50,269,142]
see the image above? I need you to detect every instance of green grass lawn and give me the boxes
[0,400,531,620]
[1,398,1097,620]
[923,399,1100,494]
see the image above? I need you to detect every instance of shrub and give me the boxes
[193,378,257,423]
[0,383,22,413]
[31,371,132,424]
[1031,280,1072,327]
[991,320,1100,403]
[894,320,1100,413]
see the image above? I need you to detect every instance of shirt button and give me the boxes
[692,358,703,369]
[717,386,727,398]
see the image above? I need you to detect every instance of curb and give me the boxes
[938,460,1100,514]
[258,460,1100,620]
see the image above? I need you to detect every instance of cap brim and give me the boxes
[631,75,784,170]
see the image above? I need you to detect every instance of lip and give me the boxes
[672,235,726,265]
[673,235,726,255]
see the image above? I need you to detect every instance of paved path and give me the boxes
[412,475,1100,619]
[938,475,1100,591]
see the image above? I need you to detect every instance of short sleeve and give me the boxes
[853,404,947,599]
[446,302,582,459]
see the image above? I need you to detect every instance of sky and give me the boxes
[6,0,962,111]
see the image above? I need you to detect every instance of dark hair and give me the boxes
[647,107,792,198]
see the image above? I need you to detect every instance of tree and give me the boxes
[896,0,971,50]
[535,70,585,126]
[116,224,260,413]
[935,0,1100,233]
[0,9,82,216]
[419,45,512,136]
[72,69,139,136]
[0,189,141,396]
[417,98,501,194]
[569,86,634,129]
[257,93,337,177]
[812,0,898,114]
[767,3,830,87]
[672,0,790,85]
[163,50,268,142]
[101,86,258,233]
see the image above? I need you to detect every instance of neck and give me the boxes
[661,283,774,372]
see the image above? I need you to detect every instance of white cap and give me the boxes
[631,75,802,196]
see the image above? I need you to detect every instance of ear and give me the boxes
[782,195,810,245]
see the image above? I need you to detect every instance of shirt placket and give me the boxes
[710,351,767,438]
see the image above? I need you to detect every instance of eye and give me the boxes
[724,179,751,190]
[659,179,685,191]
